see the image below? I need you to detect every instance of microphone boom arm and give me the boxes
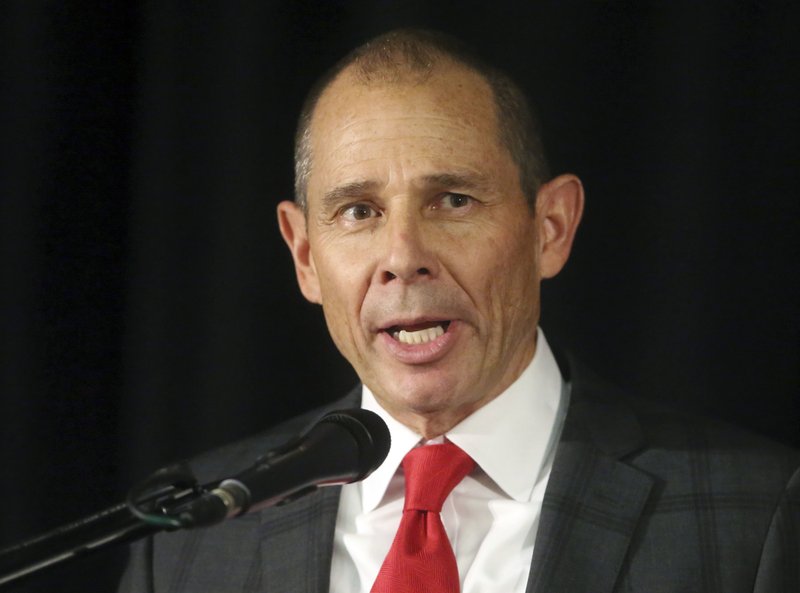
[0,408,390,589]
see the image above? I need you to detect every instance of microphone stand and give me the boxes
[0,408,389,589]
[0,468,207,589]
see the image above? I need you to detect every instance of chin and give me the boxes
[384,373,469,415]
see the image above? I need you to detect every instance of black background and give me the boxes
[1,2,797,591]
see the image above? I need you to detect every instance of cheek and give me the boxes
[439,222,530,307]
[318,286,363,365]
[312,251,371,344]
[482,233,540,322]
[311,234,368,302]
[316,264,360,317]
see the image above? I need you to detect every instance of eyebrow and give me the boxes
[320,171,491,210]
[322,180,381,210]
[418,172,490,192]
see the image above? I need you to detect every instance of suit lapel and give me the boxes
[258,484,342,592]
[256,388,360,592]
[526,358,655,593]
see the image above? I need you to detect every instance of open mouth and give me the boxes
[384,321,452,345]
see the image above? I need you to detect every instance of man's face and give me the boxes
[282,65,559,435]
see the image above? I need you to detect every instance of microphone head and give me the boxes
[318,409,391,481]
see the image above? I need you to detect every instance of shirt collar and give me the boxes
[359,328,564,510]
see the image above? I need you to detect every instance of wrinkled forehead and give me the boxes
[310,62,501,149]
[305,64,508,193]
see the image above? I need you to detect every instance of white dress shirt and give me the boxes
[329,329,569,593]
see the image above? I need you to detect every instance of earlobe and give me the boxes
[277,200,322,303]
[536,174,585,279]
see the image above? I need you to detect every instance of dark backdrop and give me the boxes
[1,1,797,591]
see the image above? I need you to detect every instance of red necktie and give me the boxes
[371,442,475,593]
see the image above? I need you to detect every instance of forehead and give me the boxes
[320,60,496,111]
[306,64,511,194]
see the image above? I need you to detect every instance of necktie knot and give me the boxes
[402,442,475,512]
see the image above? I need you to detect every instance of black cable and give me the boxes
[125,462,199,529]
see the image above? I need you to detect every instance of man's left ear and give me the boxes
[535,173,584,279]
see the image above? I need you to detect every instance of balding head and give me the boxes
[294,28,550,212]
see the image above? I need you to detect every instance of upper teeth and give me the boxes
[393,325,445,345]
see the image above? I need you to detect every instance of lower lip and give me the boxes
[378,321,460,364]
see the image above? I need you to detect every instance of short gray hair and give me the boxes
[294,28,550,212]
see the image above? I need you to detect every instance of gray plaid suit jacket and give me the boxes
[118,355,800,592]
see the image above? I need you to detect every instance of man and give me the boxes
[119,29,799,593]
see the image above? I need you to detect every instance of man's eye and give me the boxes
[340,203,378,221]
[437,193,473,209]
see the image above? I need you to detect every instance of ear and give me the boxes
[277,200,322,304]
[535,174,584,279]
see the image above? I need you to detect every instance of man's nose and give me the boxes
[376,212,439,285]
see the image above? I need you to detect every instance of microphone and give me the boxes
[174,408,390,528]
